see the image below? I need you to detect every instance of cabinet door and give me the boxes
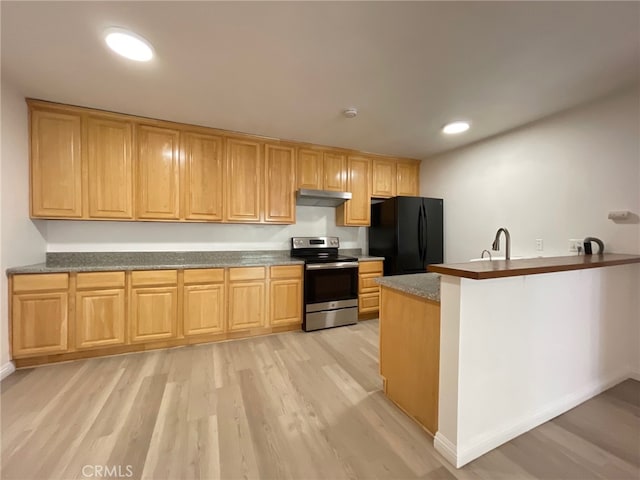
[336,156,371,226]
[297,149,322,190]
[75,289,126,349]
[264,144,295,224]
[30,109,82,218]
[397,161,420,196]
[269,278,302,327]
[137,125,181,219]
[87,116,134,219]
[323,152,346,191]
[12,292,68,357]
[183,284,225,336]
[130,286,178,342]
[183,132,224,221]
[228,281,265,331]
[225,138,262,222]
[372,158,397,198]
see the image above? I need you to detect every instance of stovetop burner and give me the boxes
[290,236,358,264]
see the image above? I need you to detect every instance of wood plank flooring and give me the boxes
[1,319,638,480]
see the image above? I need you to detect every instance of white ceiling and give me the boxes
[2,1,639,159]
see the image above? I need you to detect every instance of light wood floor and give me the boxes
[1,320,638,480]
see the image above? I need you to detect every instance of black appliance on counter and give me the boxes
[290,237,359,331]
[369,196,444,276]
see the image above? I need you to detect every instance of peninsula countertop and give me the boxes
[6,250,382,275]
[376,273,440,303]
[427,253,640,280]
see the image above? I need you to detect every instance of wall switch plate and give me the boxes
[535,239,543,251]
[568,239,582,253]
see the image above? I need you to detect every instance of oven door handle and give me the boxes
[306,262,359,270]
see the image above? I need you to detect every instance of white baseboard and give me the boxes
[434,432,459,467]
[452,371,630,468]
[0,361,15,380]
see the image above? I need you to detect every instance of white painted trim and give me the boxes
[0,362,15,380]
[455,371,630,468]
[434,432,459,467]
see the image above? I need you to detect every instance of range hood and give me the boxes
[296,189,352,207]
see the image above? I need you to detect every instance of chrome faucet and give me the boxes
[491,228,511,260]
[480,249,492,260]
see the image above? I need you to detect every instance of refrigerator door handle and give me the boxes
[417,207,424,261]
[422,202,428,262]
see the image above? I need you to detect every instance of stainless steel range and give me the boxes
[290,237,359,331]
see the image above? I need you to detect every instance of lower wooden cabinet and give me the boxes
[9,264,306,366]
[269,265,303,327]
[183,268,225,336]
[228,267,266,331]
[358,260,384,315]
[11,291,68,358]
[130,286,178,343]
[75,289,126,349]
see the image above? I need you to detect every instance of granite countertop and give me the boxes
[376,273,441,303]
[6,249,383,275]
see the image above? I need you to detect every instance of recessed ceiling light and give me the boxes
[104,28,153,62]
[442,121,470,135]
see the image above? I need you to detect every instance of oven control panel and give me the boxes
[292,237,340,249]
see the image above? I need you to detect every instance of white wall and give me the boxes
[45,207,366,252]
[421,86,640,263]
[0,81,47,370]
[436,264,639,467]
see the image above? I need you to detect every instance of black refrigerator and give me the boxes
[369,196,443,276]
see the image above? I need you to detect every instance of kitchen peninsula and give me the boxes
[378,254,640,469]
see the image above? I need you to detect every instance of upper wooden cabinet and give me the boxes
[264,144,295,224]
[183,131,224,221]
[30,108,82,218]
[87,116,134,219]
[296,149,346,192]
[371,158,397,198]
[136,125,181,220]
[397,160,420,196]
[225,138,262,223]
[336,156,371,226]
[297,149,323,190]
[28,100,421,225]
[323,152,346,191]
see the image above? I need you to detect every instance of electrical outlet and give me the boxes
[535,239,543,252]
[568,239,582,253]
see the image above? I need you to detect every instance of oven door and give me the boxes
[304,262,358,305]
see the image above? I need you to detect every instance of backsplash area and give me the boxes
[44,206,366,252]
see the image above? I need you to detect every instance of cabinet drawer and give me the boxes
[359,261,383,274]
[131,270,177,287]
[229,267,266,282]
[184,268,224,285]
[76,271,125,290]
[270,265,303,279]
[359,272,382,294]
[13,273,69,292]
[359,292,380,313]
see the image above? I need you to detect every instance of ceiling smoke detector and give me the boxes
[343,108,358,119]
